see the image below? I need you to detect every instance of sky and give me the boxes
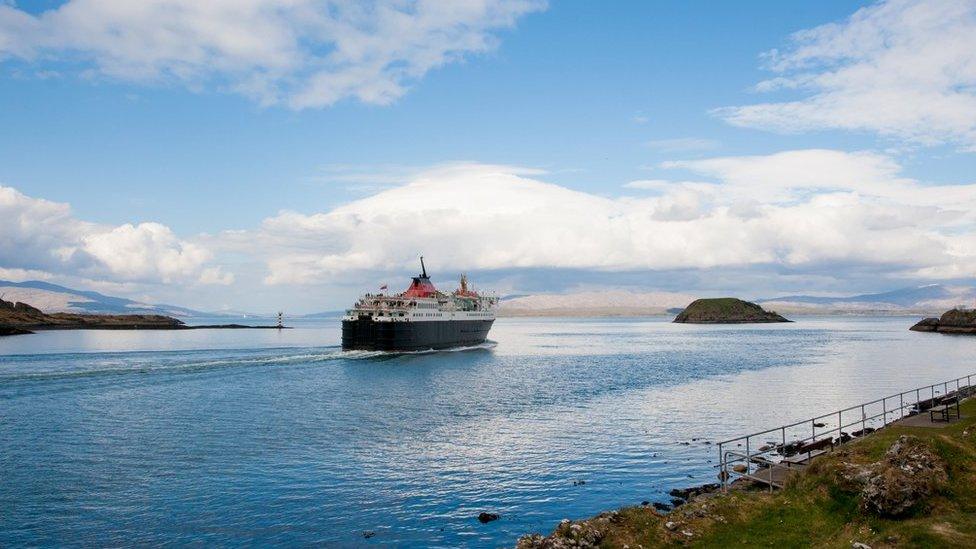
[1,0,975,313]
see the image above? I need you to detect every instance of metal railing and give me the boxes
[716,373,975,491]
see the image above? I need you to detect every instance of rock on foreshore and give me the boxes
[860,435,948,517]
[516,511,622,549]
[832,435,948,518]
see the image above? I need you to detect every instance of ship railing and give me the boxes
[716,372,976,492]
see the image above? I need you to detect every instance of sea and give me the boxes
[1,316,974,547]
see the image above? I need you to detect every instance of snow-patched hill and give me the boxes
[0,280,216,317]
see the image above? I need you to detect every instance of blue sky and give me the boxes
[1,0,975,312]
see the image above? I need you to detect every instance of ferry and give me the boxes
[341,258,497,351]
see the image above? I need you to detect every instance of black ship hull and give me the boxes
[342,318,494,351]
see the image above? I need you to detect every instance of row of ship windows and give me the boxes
[363,311,492,318]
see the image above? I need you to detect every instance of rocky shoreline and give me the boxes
[515,397,976,548]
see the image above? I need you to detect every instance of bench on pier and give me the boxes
[929,395,961,422]
[781,437,834,468]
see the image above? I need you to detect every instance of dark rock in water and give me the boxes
[909,317,939,332]
[362,531,376,539]
[0,326,34,336]
[778,441,803,457]
[671,498,686,508]
[851,427,876,438]
[572,479,586,486]
[640,500,650,506]
[840,432,852,443]
[478,512,500,524]
[652,502,671,511]
[910,308,976,334]
[814,422,826,428]
[673,298,791,324]
[668,483,720,503]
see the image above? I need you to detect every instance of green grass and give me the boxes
[588,398,976,548]
[674,297,787,323]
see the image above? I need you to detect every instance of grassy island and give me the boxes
[673,298,790,324]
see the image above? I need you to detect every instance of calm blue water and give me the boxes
[1,316,974,547]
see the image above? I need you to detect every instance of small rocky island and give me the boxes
[0,297,284,336]
[673,298,790,324]
[910,307,976,335]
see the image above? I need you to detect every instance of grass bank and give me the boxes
[518,398,976,548]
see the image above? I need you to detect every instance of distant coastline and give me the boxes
[0,297,286,337]
[498,307,947,318]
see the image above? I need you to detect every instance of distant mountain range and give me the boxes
[758,285,976,314]
[0,280,233,318]
[2,279,970,319]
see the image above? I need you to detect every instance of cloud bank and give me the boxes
[0,0,545,108]
[715,0,976,150]
[0,185,231,285]
[219,157,975,285]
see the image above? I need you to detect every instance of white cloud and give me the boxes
[714,0,976,150]
[623,179,715,191]
[0,185,230,284]
[219,158,976,285]
[662,149,976,224]
[0,267,55,282]
[0,0,545,109]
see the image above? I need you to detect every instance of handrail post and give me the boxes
[861,404,866,434]
[719,443,725,492]
[745,437,750,476]
[899,393,904,419]
[882,398,887,426]
[837,410,842,442]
